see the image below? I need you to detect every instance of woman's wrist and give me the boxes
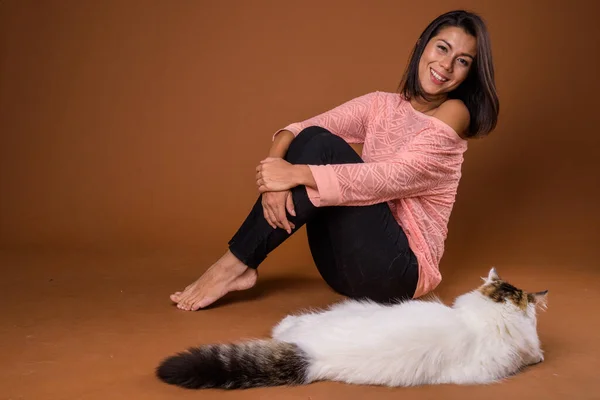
[293,165,316,188]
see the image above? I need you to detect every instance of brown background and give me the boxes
[1,1,599,399]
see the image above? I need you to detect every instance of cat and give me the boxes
[156,268,548,390]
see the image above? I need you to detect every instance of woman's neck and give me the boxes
[410,95,447,116]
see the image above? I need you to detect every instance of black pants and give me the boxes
[228,126,419,303]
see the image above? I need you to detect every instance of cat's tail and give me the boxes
[155,339,311,389]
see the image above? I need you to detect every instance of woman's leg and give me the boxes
[171,127,339,310]
[283,127,419,302]
[171,126,417,310]
[305,203,419,303]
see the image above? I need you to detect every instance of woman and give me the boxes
[170,9,499,311]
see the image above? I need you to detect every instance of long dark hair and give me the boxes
[398,10,499,138]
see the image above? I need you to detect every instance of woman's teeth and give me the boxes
[431,68,448,82]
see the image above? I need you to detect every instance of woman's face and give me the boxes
[418,26,477,98]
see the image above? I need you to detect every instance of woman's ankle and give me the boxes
[216,250,248,273]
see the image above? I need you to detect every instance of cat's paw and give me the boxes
[272,315,298,339]
[528,353,544,365]
[536,354,544,363]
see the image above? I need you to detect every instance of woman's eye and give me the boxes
[457,58,469,66]
[437,45,447,52]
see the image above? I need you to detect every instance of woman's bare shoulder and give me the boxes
[432,99,470,136]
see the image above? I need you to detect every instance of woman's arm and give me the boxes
[294,165,317,189]
[302,128,466,207]
[272,92,378,145]
[268,130,295,158]
[256,158,317,192]
[260,131,297,233]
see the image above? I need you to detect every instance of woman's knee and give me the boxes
[285,126,355,164]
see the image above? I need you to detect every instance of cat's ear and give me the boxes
[481,267,500,284]
[528,290,549,311]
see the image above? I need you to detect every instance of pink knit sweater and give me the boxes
[273,91,468,298]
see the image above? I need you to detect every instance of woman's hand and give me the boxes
[261,190,296,234]
[256,157,301,193]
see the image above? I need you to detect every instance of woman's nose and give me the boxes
[440,56,452,72]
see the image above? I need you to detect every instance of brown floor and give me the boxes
[2,0,599,398]
[1,248,599,400]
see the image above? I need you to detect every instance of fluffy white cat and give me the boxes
[156,268,548,389]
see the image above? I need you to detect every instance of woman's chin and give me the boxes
[421,88,447,99]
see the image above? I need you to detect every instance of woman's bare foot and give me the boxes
[170,250,258,311]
